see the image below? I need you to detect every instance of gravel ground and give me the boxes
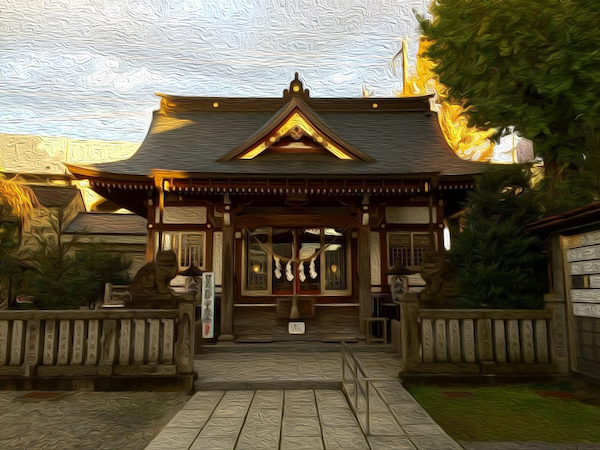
[0,390,190,450]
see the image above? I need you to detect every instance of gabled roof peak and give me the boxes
[218,95,374,163]
[282,72,310,99]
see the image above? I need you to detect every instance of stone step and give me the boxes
[194,379,342,390]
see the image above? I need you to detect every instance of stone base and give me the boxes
[218,334,236,341]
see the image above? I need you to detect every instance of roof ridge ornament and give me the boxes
[283,72,309,98]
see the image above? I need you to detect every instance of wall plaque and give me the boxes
[163,206,207,224]
[201,272,215,338]
[288,322,306,334]
[385,207,433,224]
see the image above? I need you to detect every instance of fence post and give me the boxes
[176,302,195,374]
[401,294,421,368]
[545,293,569,374]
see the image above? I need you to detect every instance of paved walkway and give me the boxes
[145,342,463,450]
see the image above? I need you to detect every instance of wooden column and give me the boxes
[358,196,371,333]
[401,294,421,367]
[219,198,235,341]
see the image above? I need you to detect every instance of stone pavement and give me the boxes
[146,342,463,450]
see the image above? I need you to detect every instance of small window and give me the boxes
[163,231,206,270]
[388,232,432,269]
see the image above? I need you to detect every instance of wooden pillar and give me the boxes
[401,293,421,368]
[358,195,371,333]
[220,197,235,341]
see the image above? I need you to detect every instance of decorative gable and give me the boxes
[218,75,374,163]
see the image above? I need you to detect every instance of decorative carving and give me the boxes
[43,320,56,366]
[72,320,85,365]
[57,320,70,366]
[213,232,223,285]
[163,206,207,224]
[567,245,600,262]
[0,320,8,365]
[418,251,460,308]
[370,232,381,286]
[128,251,191,308]
[10,320,23,366]
[119,319,131,365]
[85,320,99,365]
[570,260,600,275]
[386,207,430,224]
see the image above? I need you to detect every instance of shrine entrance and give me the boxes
[233,225,361,342]
[243,227,350,298]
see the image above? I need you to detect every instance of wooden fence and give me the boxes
[0,302,195,390]
[400,294,568,376]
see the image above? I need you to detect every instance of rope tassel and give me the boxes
[274,256,282,279]
[285,261,294,281]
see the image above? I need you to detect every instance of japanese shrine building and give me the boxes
[68,75,485,342]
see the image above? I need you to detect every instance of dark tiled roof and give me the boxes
[63,212,148,235]
[30,186,79,208]
[87,91,487,178]
[526,201,600,234]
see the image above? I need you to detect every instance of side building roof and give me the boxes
[63,212,148,236]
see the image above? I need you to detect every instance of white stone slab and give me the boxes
[434,319,448,362]
[162,319,174,364]
[147,319,160,364]
[570,260,600,275]
[448,319,461,363]
[42,319,56,366]
[565,231,600,249]
[0,321,8,365]
[461,319,476,363]
[521,320,535,364]
[422,319,434,363]
[506,319,521,363]
[573,303,600,318]
[85,319,99,365]
[10,320,24,366]
[493,320,507,364]
[57,320,71,366]
[567,245,600,262]
[72,320,85,365]
[119,319,131,365]
[535,319,549,364]
[571,289,600,303]
[133,319,146,364]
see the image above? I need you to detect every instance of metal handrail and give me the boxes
[341,341,382,435]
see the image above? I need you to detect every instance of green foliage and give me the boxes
[22,207,131,310]
[420,0,600,211]
[450,166,547,309]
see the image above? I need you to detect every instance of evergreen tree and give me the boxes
[22,206,131,310]
[419,0,600,212]
[450,166,547,309]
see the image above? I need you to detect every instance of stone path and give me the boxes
[146,342,463,450]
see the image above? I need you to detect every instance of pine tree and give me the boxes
[450,166,547,309]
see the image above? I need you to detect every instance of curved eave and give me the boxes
[66,164,154,184]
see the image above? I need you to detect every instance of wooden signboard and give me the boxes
[201,272,215,339]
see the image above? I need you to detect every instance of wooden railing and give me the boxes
[0,302,195,388]
[400,294,568,376]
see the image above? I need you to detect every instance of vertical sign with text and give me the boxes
[201,272,215,338]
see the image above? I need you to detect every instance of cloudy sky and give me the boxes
[1,0,431,143]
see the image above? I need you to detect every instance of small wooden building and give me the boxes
[68,75,485,342]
